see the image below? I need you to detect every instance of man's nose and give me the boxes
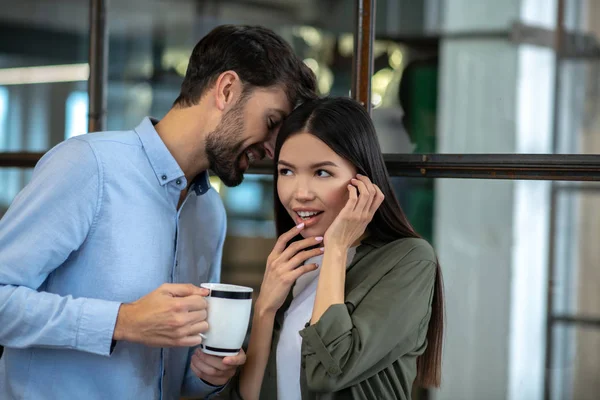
[263,137,276,160]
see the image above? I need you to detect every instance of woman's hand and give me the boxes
[190,348,246,387]
[323,174,385,250]
[256,224,325,314]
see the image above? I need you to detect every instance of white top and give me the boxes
[276,247,357,400]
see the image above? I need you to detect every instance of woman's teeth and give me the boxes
[297,211,320,220]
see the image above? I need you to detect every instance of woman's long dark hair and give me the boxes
[273,97,444,388]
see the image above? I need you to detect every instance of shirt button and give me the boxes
[176,179,182,185]
[328,366,338,375]
[161,175,167,180]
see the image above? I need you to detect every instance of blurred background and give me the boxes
[0,0,599,399]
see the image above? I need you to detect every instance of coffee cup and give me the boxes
[199,283,253,357]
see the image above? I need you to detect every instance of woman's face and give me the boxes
[277,132,357,238]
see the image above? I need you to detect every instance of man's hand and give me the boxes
[190,348,247,387]
[113,283,209,347]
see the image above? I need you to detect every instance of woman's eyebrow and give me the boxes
[277,160,339,169]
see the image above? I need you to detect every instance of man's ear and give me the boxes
[214,71,242,111]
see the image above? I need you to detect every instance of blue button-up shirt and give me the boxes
[0,118,227,399]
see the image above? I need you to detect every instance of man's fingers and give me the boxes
[185,310,208,324]
[172,295,207,312]
[162,283,208,297]
[173,334,203,348]
[183,321,209,337]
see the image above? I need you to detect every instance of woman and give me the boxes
[203,97,443,399]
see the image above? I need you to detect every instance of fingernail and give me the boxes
[319,247,325,252]
[296,222,305,229]
[315,236,323,242]
[356,174,363,177]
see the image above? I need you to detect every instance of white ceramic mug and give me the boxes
[199,283,253,357]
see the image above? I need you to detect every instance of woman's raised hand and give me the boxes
[323,174,385,250]
[255,224,324,314]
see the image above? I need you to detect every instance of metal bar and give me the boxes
[351,0,375,114]
[378,21,600,60]
[554,183,600,193]
[88,0,108,133]
[243,153,600,180]
[0,152,45,168]
[4,153,600,181]
[551,315,600,329]
[545,1,566,399]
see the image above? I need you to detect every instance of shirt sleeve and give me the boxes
[299,259,436,392]
[181,204,228,398]
[0,138,121,356]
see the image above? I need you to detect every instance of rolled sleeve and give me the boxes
[298,259,437,392]
[299,304,353,377]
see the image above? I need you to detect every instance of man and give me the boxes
[0,25,317,399]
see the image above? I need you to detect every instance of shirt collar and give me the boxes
[134,117,213,196]
[134,117,184,186]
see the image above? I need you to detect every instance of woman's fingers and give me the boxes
[286,247,325,270]
[352,175,376,214]
[270,222,305,256]
[278,236,323,262]
[289,263,319,281]
[369,184,385,214]
[342,183,359,214]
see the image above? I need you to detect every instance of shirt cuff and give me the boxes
[299,303,353,377]
[75,298,121,356]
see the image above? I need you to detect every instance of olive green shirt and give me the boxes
[228,236,437,400]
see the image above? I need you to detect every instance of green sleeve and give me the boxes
[299,259,436,392]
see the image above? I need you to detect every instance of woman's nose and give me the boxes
[294,185,315,201]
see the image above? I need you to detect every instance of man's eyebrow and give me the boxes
[268,108,286,119]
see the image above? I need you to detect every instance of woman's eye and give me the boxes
[278,168,292,176]
[316,169,332,178]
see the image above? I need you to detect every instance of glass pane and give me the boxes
[0,167,33,217]
[0,4,89,151]
[553,183,600,319]
[550,325,600,400]
[556,59,600,155]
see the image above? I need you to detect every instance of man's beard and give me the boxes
[205,101,248,187]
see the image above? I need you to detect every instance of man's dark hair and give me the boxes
[173,25,317,108]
